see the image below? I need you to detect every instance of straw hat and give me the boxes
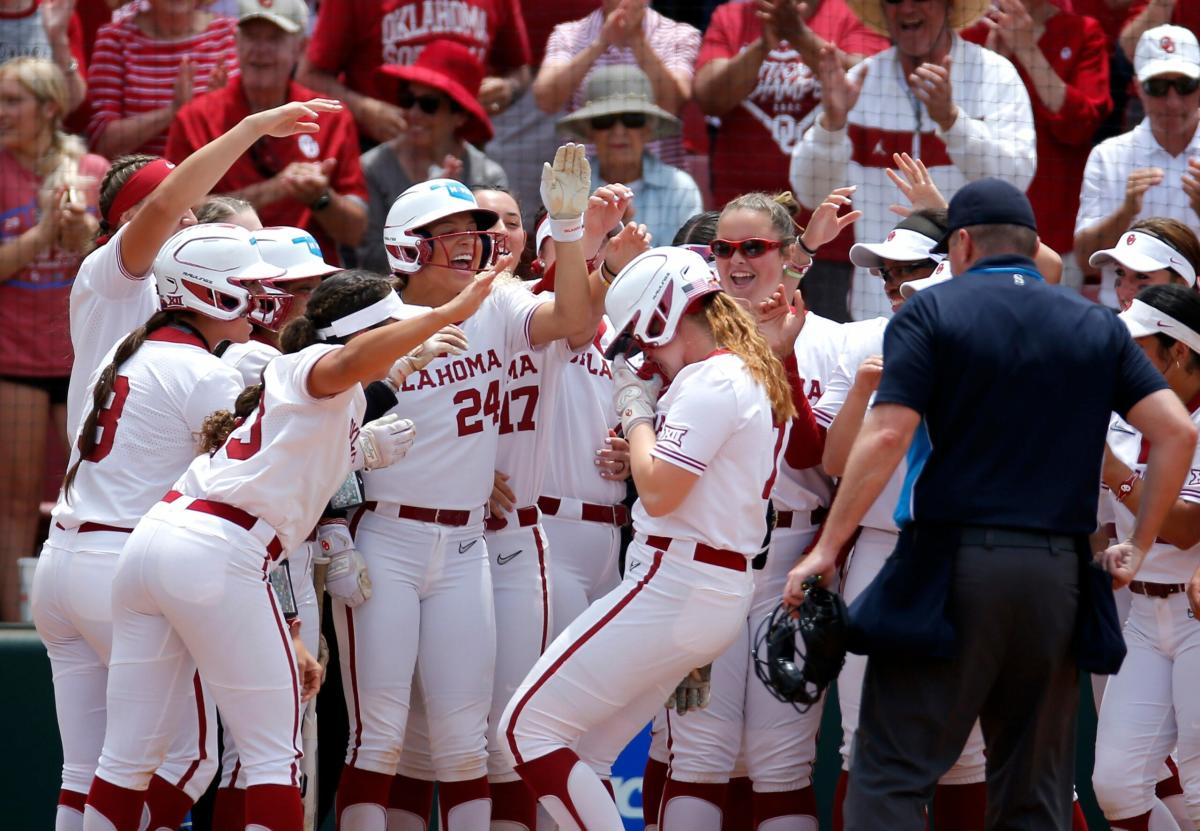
[845,0,991,36]
[556,65,681,141]
[376,41,493,145]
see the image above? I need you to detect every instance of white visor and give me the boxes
[850,228,942,269]
[316,292,404,340]
[1120,298,1200,355]
[1089,231,1196,287]
[899,261,954,298]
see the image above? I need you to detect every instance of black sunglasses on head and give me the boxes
[397,89,463,114]
[590,112,648,131]
[1142,76,1200,97]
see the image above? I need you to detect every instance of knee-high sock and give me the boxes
[212,786,246,830]
[82,776,144,831]
[389,775,434,831]
[642,758,668,831]
[56,789,87,831]
[516,748,625,831]
[724,778,754,831]
[245,783,303,831]
[337,766,392,831]
[1156,759,1189,831]
[830,771,849,831]
[143,775,193,831]
[437,776,490,831]
[751,786,818,831]
[659,780,726,831]
[491,779,538,831]
[930,781,986,831]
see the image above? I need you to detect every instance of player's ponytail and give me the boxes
[96,154,157,239]
[692,293,797,424]
[198,384,264,454]
[62,310,176,500]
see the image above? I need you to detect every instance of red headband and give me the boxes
[105,159,175,226]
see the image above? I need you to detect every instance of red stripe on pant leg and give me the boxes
[491,779,537,829]
[228,759,242,788]
[84,775,144,831]
[438,776,490,830]
[1107,811,1150,831]
[336,767,392,828]
[265,583,303,787]
[57,788,87,812]
[751,786,817,829]
[144,774,192,830]
[931,781,986,831]
[245,783,303,831]
[534,526,549,652]
[641,757,667,828]
[514,748,590,830]
[345,605,364,767]
[1072,800,1090,831]
[831,770,849,831]
[389,774,434,820]
[213,785,247,830]
[1157,756,1183,798]
[659,780,728,831]
[505,551,663,767]
[173,672,209,793]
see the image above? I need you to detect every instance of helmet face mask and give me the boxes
[384,179,502,276]
[244,279,296,332]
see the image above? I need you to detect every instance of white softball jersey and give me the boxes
[633,351,785,555]
[1106,405,1200,584]
[220,339,280,387]
[53,327,243,531]
[67,224,159,441]
[363,283,545,510]
[176,343,366,553]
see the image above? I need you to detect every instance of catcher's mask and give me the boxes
[753,578,849,712]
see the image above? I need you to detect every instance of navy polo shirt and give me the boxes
[876,254,1166,534]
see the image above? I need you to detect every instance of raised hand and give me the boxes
[852,355,884,395]
[207,58,229,93]
[440,264,498,322]
[981,0,1042,60]
[541,143,592,220]
[817,45,866,131]
[172,55,195,113]
[1124,167,1164,217]
[603,222,652,277]
[39,0,73,42]
[389,324,469,383]
[909,54,956,132]
[886,152,948,217]
[756,284,805,358]
[803,185,861,251]
[253,99,343,138]
[583,184,634,255]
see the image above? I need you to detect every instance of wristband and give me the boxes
[798,235,818,257]
[549,216,584,242]
[600,259,619,286]
[1114,471,1138,504]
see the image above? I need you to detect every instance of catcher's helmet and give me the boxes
[753,578,849,712]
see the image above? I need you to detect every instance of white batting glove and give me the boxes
[541,143,590,240]
[355,414,415,471]
[667,665,712,715]
[387,324,468,386]
[612,355,661,435]
[316,520,372,608]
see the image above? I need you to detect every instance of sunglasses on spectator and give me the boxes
[710,238,786,259]
[1141,76,1200,97]
[397,90,462,114]
[872,261,936,281]
[590,112,648,131]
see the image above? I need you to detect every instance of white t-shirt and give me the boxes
[220,339,280,387]
[177,344,366,553]
[54,327,243,531]
[633,352,784,555]
[364,283,545,510]
[1105,407,1200,583]
[770,312,842,513]
[813,316,904,532]
[540,328,625,506]
[67,224,159,441]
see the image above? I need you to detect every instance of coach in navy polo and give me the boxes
[783,178,1197,829]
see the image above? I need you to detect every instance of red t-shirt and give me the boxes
[1072,0,1133,46]
[0,150,109,377]
[1124,0,1200,38]
[165,78,368,263]
[697,0,888,262]
[962,12,1111,253]
[304,0,531,101]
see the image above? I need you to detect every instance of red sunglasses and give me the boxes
[710,238,787,260]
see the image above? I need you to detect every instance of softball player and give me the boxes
[649,191,853,831]
[333,144,601,831]
[33,223,280,831]
[66,99,342,440]
[1092,285,1200,831]
[1088,219,1200,313]
[499,246,796,831]
[83,263,495,831]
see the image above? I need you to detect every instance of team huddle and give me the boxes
[28,85,1200,831]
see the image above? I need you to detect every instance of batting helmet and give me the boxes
[753,579,849,712]
[383,178,503,276]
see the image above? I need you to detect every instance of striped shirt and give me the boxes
[86,15,240,156]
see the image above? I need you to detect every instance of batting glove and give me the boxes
[667,664,712,715]
[316,520,372,608]
[356,414,416,471]
[387,324,469,386]
[540,143,590,240]
[612,355,661,435]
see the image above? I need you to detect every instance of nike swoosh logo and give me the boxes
[458,540,478,553]
[497,550,523,565]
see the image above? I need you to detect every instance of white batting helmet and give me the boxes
[251,226,340,281]
[604,247,723,358]
[383,178,501,275]
[153,223,287,322]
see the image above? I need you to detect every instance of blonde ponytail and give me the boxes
[697,293,796,423]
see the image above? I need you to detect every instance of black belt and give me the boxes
[958,526,1076,550]
[1130,580,1187,598]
